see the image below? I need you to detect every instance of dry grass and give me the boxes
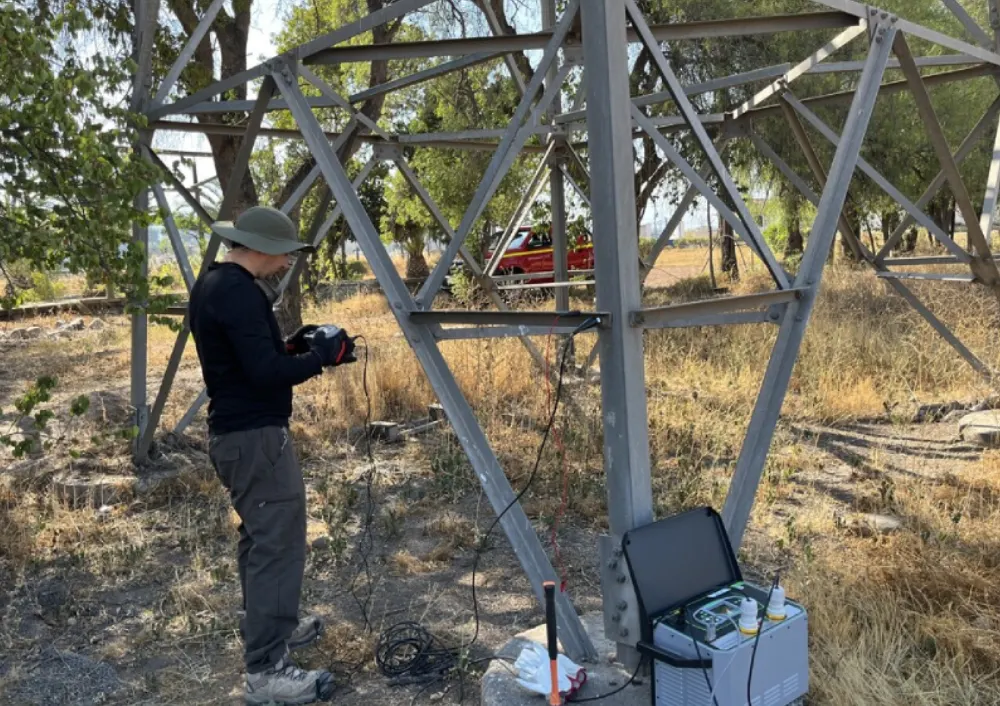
[778,454,1000,705]
[4,247,1000,704]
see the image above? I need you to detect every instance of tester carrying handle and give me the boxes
[544,581,561,706]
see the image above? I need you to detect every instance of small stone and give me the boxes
[96,505,114,519]
[959,410,1000,447]
[60,317,85,331]
[312,536,331,551]
[942,409,967,423]
[88,318,107,331]
[85,391,131,425]
[52,473,133,509]
[865,513,903,534]
[67,617,77,626]
[9,326,44,340]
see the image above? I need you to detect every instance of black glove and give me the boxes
[284,324,319,355]
[309,325,357,367]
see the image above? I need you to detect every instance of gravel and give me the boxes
[4,647,122,705]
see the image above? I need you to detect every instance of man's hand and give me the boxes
[284,324,319,355]
[309,325,357,367]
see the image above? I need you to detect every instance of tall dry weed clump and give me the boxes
[785,452,1000,705]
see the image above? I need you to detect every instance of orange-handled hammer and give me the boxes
[544,581,561,705]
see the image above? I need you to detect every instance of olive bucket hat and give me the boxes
[211,206,315,256]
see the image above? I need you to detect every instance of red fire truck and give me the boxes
[486,225,594,283]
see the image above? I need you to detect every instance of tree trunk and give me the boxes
[840,202,862,261]
[406,251,430,280]
[720,214,738,281]
[928,194,952,249]
[707,202,717,289]
[786,220,803,258]
[902,227,918,252]
[880,210,900,247]
[275,209,304,335]
[275,272,303,334]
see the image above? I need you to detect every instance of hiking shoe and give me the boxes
[245,657,334,705]
[288,615,323,651]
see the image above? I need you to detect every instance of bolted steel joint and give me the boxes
[374,144,402,161]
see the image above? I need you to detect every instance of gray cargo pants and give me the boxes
[208,425,306,674]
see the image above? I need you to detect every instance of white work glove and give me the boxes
[513,641,587,698]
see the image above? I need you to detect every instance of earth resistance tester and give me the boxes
[620,507,808,706]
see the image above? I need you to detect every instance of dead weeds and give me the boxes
[3,255,1000,704]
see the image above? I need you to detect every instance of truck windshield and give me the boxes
[508,233,529,250]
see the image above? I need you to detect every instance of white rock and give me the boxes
[88,318,107,331]
[59,317,85,332]
[9,326,44,340]
[864,513,903,534]
[959,410,1000,447]
[85,391,131,425]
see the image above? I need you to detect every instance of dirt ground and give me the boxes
[2,274,1000,705]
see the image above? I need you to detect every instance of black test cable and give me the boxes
[349,334,377,633]
[312,335,379,686]
[327,318,598,702]
[565,613,657,703]
[386,316,601,705]
[466,315,601,652]
[747,571,780,706]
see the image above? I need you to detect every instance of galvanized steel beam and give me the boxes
[730,23,866,120]
[877,271,976,282]
[894,32,1000,293]
[418,3,579,306]
[722,20,894,548]
[274,67,597,662]
[782,91,970,262]
[630,290,805,328]
[876,96,1000,260]
[147,0,437,120]
[391,153,560,379]
[151,182,196,291]
[581,0,653,665]
[152,0,225,106]
[624,0,791,289]
[810,0,1000,66]
[410,310,605,327]
[137,77,275,460]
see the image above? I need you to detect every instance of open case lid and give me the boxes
[621,507,742,641]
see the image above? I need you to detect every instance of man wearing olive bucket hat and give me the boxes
[189,206,355,704]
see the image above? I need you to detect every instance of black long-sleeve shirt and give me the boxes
[189,262,322,434]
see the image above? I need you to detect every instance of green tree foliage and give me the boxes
[382,58,540,266]
[721,0,997,258]
[0,3,156,308]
